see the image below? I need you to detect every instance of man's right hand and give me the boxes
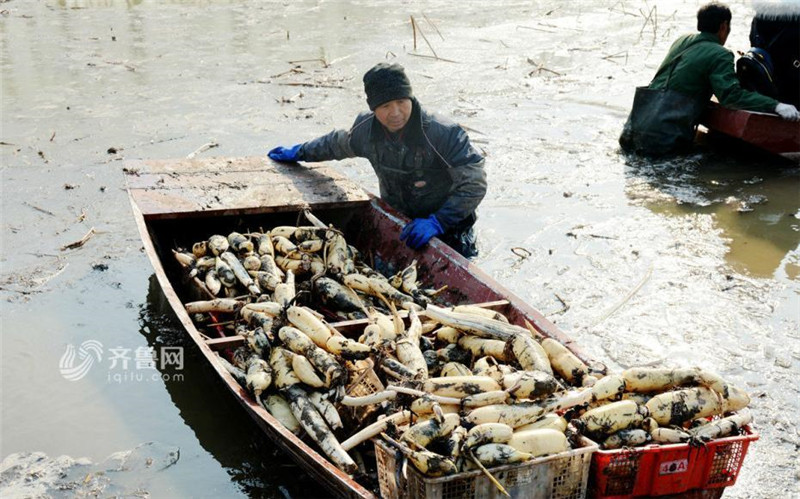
[268,144,303,162]
[775,103,800,121]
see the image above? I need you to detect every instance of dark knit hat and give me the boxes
[363,63,413,111]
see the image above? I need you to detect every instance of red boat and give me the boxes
[700,102,800,161]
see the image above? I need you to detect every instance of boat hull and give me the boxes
[700,103,800,161]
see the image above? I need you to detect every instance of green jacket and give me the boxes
[650,32,777,113]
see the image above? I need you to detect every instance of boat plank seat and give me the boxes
[329,299,511,333]
[202,300,512,349]
[126,157,370,219]
[205,335,246,351]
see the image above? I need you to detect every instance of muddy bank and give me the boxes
[2,1,798,497]
[0,442,179,498]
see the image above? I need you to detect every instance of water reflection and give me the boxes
[139,274,328,498]
[624,147,800,279]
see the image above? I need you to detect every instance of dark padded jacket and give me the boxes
[750,15,800,106]
[300,99,487,233]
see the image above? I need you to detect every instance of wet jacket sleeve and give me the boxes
[710,50,777,112]
[432,126,487,231]
[300,129,355,162]
[300,113,372,162]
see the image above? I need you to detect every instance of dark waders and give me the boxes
[440,226,478,259]
[619,42,712,157]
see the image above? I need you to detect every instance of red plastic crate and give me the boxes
[589,426,758,498]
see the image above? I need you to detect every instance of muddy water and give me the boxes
[2,1,798,497]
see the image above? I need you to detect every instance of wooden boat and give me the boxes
[700,102,800,161]
[125,156,605,498]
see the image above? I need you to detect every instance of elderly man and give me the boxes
[268,63,487,258]
[620,1,800,156]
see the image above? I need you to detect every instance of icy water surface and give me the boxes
[2,1,798,497]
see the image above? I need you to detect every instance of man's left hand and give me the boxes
[268,144,303,162]
[400,215,443,249]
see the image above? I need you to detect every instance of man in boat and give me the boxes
[268,62,487,259]
[747,0,799,106]
[619,1,800,157]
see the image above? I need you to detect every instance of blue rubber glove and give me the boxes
[268,144,303,162]
[399,215,444,249]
